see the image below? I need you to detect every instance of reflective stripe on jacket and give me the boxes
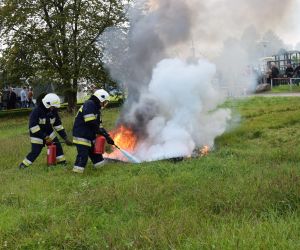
[29,105,67,144]
[72,99,102,146]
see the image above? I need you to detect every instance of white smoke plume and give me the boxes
[102,0,297,161]
[124,58,231,161]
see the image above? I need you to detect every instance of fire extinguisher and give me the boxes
[47,143,57,165]
[94,136,106,154]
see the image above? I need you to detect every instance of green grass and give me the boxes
[270,84,300,93]
[1,98,300,249]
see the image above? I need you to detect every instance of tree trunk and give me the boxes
[63,78,77,113]
[65,90,77,113]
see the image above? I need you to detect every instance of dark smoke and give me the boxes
[108,0,197,97]
[104,0,296,95]
[101,0,297,161]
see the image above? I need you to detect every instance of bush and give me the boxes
[0,99,124,119]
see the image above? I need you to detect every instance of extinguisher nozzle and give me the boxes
[113,144,141,164]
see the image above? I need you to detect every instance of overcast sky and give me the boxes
[277,0,300,46]
[184,0,300,57]
[201,0,300,47]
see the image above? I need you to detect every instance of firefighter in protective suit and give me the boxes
[72,89,114,173]
[19,93,72,169]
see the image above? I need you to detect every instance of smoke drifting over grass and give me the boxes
[103,0,296,160]
[129,58,231,161]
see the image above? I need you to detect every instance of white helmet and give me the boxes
[42,93,61,108]
[93,89,110,102]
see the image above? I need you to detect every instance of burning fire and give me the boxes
[104,125,138,161]
[200,145,210,156]
[110,125,138,151]
[104,124,211,162]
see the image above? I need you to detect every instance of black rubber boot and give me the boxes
[19,163,28,169]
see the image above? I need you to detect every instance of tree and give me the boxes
[0,0,129,111]
[0,40,36,87]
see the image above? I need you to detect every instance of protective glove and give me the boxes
[64,138,73,146]
[105,135,115,145]
[44,136,53,145]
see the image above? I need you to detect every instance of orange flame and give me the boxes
[200,146,210,156]
[104,125,138,161]
[110,125,138,152]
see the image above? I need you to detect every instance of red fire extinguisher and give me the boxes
[47,143,57,165]
[94,136,106,154]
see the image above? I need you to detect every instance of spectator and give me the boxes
[265,65,272,84]
[270,63,279,86]
[27,87,34,108]
[20,86,28,108]
[7,87,17,109]
[294,65,300,78]
[285,63,294,78]
[293,65,300,85]
[0,91,3,110]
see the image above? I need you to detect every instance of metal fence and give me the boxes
[271,78,300,89]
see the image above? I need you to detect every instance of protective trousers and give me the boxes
[22,137,65,166]
[74,144,104,169]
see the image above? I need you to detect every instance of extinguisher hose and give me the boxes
[113,144,141,164]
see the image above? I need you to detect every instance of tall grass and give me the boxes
[1,98,300,249]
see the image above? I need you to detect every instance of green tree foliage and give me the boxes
[0,0,129,110]
[0,40,35,87]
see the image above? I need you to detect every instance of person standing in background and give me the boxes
[27,87,34,107]
[7,87,17,109]
[0,90,3,110]
[20,86,28,108]
[285,63,294,78]
[270,63,279,86]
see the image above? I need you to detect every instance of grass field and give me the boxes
[271,84,300,93]
[1,97,300,249]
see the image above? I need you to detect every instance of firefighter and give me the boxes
[19,93,72,169]
[72,89,114,173]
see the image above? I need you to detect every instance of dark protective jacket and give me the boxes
[294,66,300,77]
[72,96,103,147]
[271,66,279,78]
[285,66,294,77]
[8,91,17,109]
[29,104,67,144]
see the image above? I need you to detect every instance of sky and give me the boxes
[186,0,300,57]
[277,0,300,46]
[202,0,300,46]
